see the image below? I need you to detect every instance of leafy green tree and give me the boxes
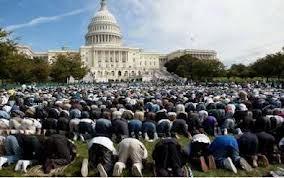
[251,52,284,80]
[192,59,225,80]
[227,64,251,79]
[6,53,35,83]
[0,28,18,80]
[68,54,89,80]
[165,54,225,80]
[165,54,199,79]
[50,54,88,83]
[31,57,50,82]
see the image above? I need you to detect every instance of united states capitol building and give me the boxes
[17,0,218,82]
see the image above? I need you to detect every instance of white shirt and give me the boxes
[117,138,148,159]
[192,134,211,144]
[88,137,117,155]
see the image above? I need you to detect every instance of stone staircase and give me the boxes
[149,69,185,82]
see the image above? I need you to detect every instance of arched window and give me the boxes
[118,71,122,76]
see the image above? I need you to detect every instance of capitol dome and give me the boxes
[85,0,122,46]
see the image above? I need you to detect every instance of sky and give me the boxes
[1,0,284,66]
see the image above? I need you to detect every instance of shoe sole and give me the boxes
[81,159,88,177]
[132,165,143,177]
[97,163,108,177]
[224,158,237,174]
[239,158,253,172]
[208,155,216,170]
[113,164,122,177]
[258,155,269,168]
[15,161,22,171]
[200,156,209,172]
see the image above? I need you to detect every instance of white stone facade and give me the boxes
[80,0,163,82]
[80,45,161,82]
[166,49,217,61]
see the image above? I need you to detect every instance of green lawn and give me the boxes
[0,137,282,177]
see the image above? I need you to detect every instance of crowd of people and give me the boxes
[0,81,283,177]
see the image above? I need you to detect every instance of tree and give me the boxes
[50,54,88,83]
[251,52,284,80]
[6,53,35,83]
[0,28,18,80]
[165,54,199,79]
[31,57,50,82]
[68,54,89,80]
[165,54,225,80]
[227,64,251,79]
[192,59,225,80]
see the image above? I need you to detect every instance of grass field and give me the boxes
[0,136,282,177]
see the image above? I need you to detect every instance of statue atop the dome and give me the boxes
[100,0,107,11]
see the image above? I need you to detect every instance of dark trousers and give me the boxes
[57,118,69,132]
[256,132,276,160]
[42,118,58,130]
[142,122,156,139]
[112,119,129,142]
[190,142,209,158]
[153,142,184,177]
[89,144,114,175]
[157,121,171,137]
[42,135,75,173]
[171,119,188,137]
[78,122,95,140]
[238,132,258,157]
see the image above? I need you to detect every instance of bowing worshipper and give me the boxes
[152,137,188,177]
[81,136,117,177]
[113,138,147,177]
[209,134,253,174]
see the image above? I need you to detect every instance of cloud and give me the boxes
[5,8,90,31]
[116,0,284,65]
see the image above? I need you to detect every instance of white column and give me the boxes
[118,51,120,64]
[92,51,95,67]
[127,52,128,62]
